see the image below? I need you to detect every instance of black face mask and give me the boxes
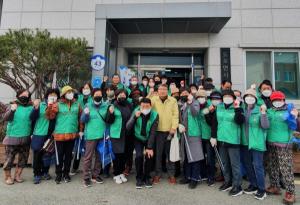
[180,96,188,102]
[18,96,29,105]
[94,96,102,103]
[174,96,180,101]
[155,81,161,86]
[117,97,127,105]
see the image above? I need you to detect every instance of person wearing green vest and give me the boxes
[70,83,93,176]
[30,88,60,184]
[212,89,245,197]
[195,89,216,186]
[2,89,33,185]
[177,88,204,189]
[139,76,149,97]
[257,79,273,108]
[80,88,114,188]
[126,98,158,189]
[47,85,83,184]
[266,91,298,205]
[240,88,269,200]
[106,89,133,184]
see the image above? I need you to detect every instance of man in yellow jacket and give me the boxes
[150,84,179,185]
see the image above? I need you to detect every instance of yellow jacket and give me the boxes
[151,96,179,132]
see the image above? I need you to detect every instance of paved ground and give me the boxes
[0,168,299,205]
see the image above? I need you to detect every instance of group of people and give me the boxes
[1,73,300,205]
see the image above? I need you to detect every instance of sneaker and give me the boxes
[145,178,153,188]
[266,186,281,195]
[152,176,161,185]
[69,169,78,176]
[64,175,71,183]
[207,179,215,187]
[113,175,123,184]
[283,192,296,205]
[244,185,258,195]
[179,178,190,185]
[91,176,104,184]
[168,176,176,185]
[119,174,128,183]
[136,179,143,189]
[219,182,232,192]
[84,179,92,188]
[255,190,267,200]
[33,176,41,184]
[230,186,243,197]
[42,173,52,180]
[55,175,62,184]
[188,181,198,189]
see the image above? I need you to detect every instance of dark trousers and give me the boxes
[155,131,175,177]
[219,145,242,187]
[125,135,135,170]
[72,154,81,171]
[113,153,126,176]
[183,151,201,182]
[33,150,49,177]
[135,139,153,181]
[204,139,216,181]
[55,140,75,177]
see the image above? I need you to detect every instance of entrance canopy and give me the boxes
[95,2,232,34]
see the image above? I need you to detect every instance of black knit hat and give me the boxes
[209,91,222,99]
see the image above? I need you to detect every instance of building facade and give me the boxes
[0,0,300,104]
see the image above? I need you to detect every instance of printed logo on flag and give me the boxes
[91,54,106,71]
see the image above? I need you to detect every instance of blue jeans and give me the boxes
[240,146,257,187]
[219,145,241,187]
[251,150,265,191]
[184,160,201,182]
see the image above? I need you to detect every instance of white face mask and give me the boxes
[48,96,57,103]
[197,97,206,104]
[149,82,155,87]
[82,89,91,96]
[162,79,167,84]
[191,89,197,94]
[206,90,212,97]
[272,100,285,108]
[223,97,234,105]
[262,89,272,97]
[236,96,242,102]
[65,92,74,100]
[131,81,137,86]
[211,99,221,106]
[142,81,148,86]
[141,108,151,115]
[245,96,256,105]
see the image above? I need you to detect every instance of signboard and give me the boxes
[91,54,106,71]
[119,65,135,86]
[92,76,102,88]
[220,48,231,81]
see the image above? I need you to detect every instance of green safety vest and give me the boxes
[198,101,211,140]
[110,107,122,139]
[216,104,241,145]
[84,102,107,140]
[54,101,79,134]
[6,104,33,137]
[241,106,267,151]
[267,109,292,144]
[33,102,50,136]
[187,107,201,137]
[77,94,93,109]
[134,109,158,141]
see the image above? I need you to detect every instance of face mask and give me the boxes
[117,97,127,105]
[236,96,242,102]
[181,96,188,102]
[149,82,155,87]
[82,89,91,96]
[141,109,151,115]
[211,99,221,106]
[107,90,115,98]
[131,81,137,86]
[174,96,180,101]
[94,96,102,103]
[223,97,233,105]
[245,96,256,105]
[272,100,285,108]
[18,96,29,104]
[262,89,272,97]
[65,92,74,100]
[191,89,197,94]
[48,96,57,103]
[206,90,212,97]
[162,79,167,84]
[197,97,206,104]
[155,81,161,86]
[142,81,148,86]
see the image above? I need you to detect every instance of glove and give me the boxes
[178,124,186,133]
[79,132,84,139]
[202,108,209,115]
[11,104,17,111]
[210,138,217,147]
[260,104,267,114]
[84,107,89,114]
[291,108,299,119]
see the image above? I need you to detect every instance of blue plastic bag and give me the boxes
[74,137,85,160]
[97,129,115,168]
[282,103,297,131]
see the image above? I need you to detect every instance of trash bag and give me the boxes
[97,129,115,168]
[169,131,180,162]
[74,137,85,160]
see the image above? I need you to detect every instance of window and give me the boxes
[246,51,300,99]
